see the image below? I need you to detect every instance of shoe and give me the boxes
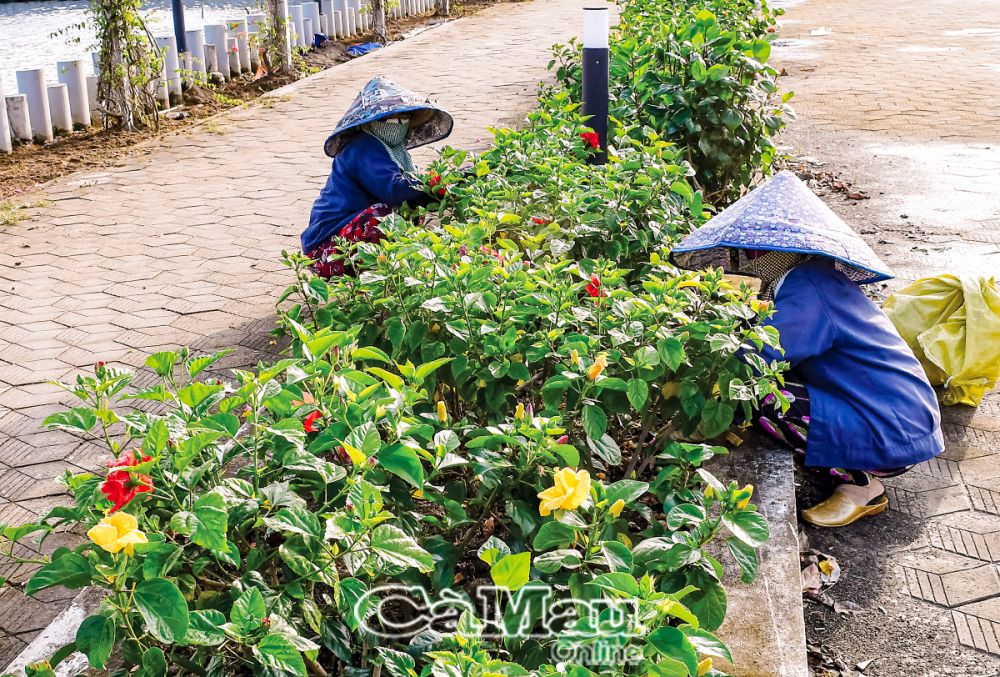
[801,491,889,528]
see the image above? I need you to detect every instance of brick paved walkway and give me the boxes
[776,0,1000,672]
[0,0,597,663]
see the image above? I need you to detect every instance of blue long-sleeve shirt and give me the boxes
[761,259,944,471]
[302,132,427,252]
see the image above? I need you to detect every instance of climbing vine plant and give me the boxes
[90,0,163,131]
[258,0,292,74]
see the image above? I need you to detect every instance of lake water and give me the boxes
[0,0,261,94]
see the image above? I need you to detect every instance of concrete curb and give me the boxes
[711,443,809,677]
[4,588,103,676]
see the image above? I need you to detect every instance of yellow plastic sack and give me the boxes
[883,274,1000,406]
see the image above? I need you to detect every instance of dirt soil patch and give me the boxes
[0,1,512,201]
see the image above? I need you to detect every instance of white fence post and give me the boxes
[85,75,103,126]
[16,68,53,143]
[302,2,321,42]
[154,37,183,99]
[56,59,92,127]
[204,43,219,76]
[290,5,306,47]
[246,14,265,71]
[5,95,32,143]
[47,84,73,134]
[0,77,12,153]
[303,17,314,48]
[227,18,252,72]
[203,25,231,79]
[185,29,208,81]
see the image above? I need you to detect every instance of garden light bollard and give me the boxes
[227,18,252,73]
[5,95,32,144]
[16,68,53,144]
[47,84,73,134]
[582,7,610,165]
[171,0,187,54]
[56,59,92,127]
[185,29,208,81]
[203,25,231,79]
[153,37,183,99]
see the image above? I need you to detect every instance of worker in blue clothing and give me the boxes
[672,171,944,528]
[302,76,454,277]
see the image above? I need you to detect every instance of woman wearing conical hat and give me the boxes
[672,170,944,528]
[301,76,454,278]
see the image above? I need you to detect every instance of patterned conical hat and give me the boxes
[671,170,893,285]
[323,76,454,158]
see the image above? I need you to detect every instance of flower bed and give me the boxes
[0,0,791,675]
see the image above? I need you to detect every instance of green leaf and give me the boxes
[187,349,235,378]
[658,337,686,371]
[681,625,733,663]
[371,525,434,572]
[490,552,531,592]
[41,408,97,434]
[146,351,179,377]
[647,626,699,675]
[25,552,91,595]
[140,646,167,677]
[264,507,323,540]
[338,578,374,631]
[600,541,633,573]
[587,432,621,465]
[133,578,189,643]
[605,480,649,505]
[582,405,608,441]
[701,400,734,438]
[666,503,707,530]
[76,614,115,669]
[352,346,392,364]
[231,587,267,634]
[179,492,229,555]
[532,520,578,550]
[626,378,649,410]
[377,647,416,677]
[379,444,425,488]
[143,419,170,455]
[253,633,307,676]
[723,510,770,547]
[726,536,759,583]
[590,572,639,598]
[185,609,227,646]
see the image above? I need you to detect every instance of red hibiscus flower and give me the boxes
[303,410,322,433]
[101,449,153,513]
[585,274,605,298]
[580,131,600,149]
[531,216,549,225]
[429,173,447,197]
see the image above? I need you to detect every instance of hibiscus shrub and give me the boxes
[0,0,792,674]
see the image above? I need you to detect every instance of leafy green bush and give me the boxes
[0,0,793,675]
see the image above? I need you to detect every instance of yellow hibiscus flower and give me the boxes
[587,354,608,381]
[87,512,148,556]
[609,499,626,518]
[537,468,591,516]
